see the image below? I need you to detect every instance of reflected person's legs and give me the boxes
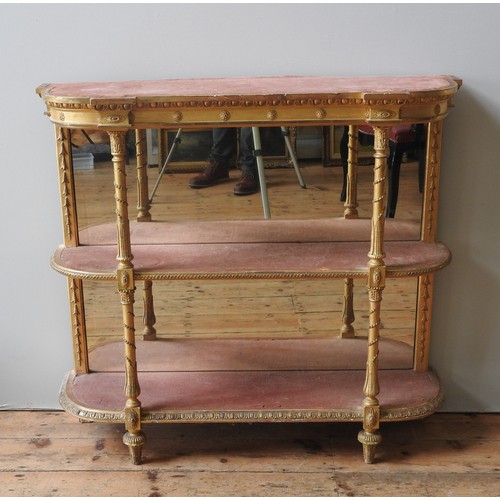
[188,128,235,188]
[188,127,259,195]
[234,127,259,196]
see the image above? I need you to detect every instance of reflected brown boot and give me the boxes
[233,169,259,195]
[188,160,230,188]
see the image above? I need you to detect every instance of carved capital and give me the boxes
[372,126,390,150]
[118,288,135,305]
[108,130,127,155]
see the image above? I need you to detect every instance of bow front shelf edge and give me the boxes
[37,75,461,464]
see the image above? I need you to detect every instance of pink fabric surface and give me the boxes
[89,338,414,372]
[79,218,421,246]
[39,75,458,100]
[53,239,450,277]
[68,369,440,414]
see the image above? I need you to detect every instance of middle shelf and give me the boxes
[51,218,451,281]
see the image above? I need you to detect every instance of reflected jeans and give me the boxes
[210,128,256,172]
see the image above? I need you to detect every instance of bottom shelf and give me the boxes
[60,339,443,424]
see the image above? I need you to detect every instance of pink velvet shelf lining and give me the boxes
[62,338,441,422]
[89,338,414,373]
[64,370,441,420]
[53,219,450,280]
[38,75,459,101]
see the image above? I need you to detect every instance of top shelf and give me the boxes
[37,75,461,101]
[36,75,461,129]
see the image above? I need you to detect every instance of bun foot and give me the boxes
[123,430,146,465]
[358,429,382,464]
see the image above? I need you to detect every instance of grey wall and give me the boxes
[1,4,499,411]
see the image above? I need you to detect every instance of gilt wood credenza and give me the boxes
[37,75,461,464]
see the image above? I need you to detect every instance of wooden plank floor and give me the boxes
[1,411,499,496]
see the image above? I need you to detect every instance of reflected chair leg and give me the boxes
[252,127,271,219]
[281,127,306,188]
[149,128,183,204]
[415,124,426,193]
[386,142,403,218]
[142,279,157,341]
[340,126,348,201]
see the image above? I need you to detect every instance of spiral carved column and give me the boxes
[135,130,157,342]
[358,125,389,463]
[109,130,146,465]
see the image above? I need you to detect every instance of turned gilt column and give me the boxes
[134,129,157,341]
[108,130,146,465]
[343,125,359,219]
[340,125,360,339]
[358,125,389,463]
[135,129,151,222]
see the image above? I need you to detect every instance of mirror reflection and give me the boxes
[72,125,425,369]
